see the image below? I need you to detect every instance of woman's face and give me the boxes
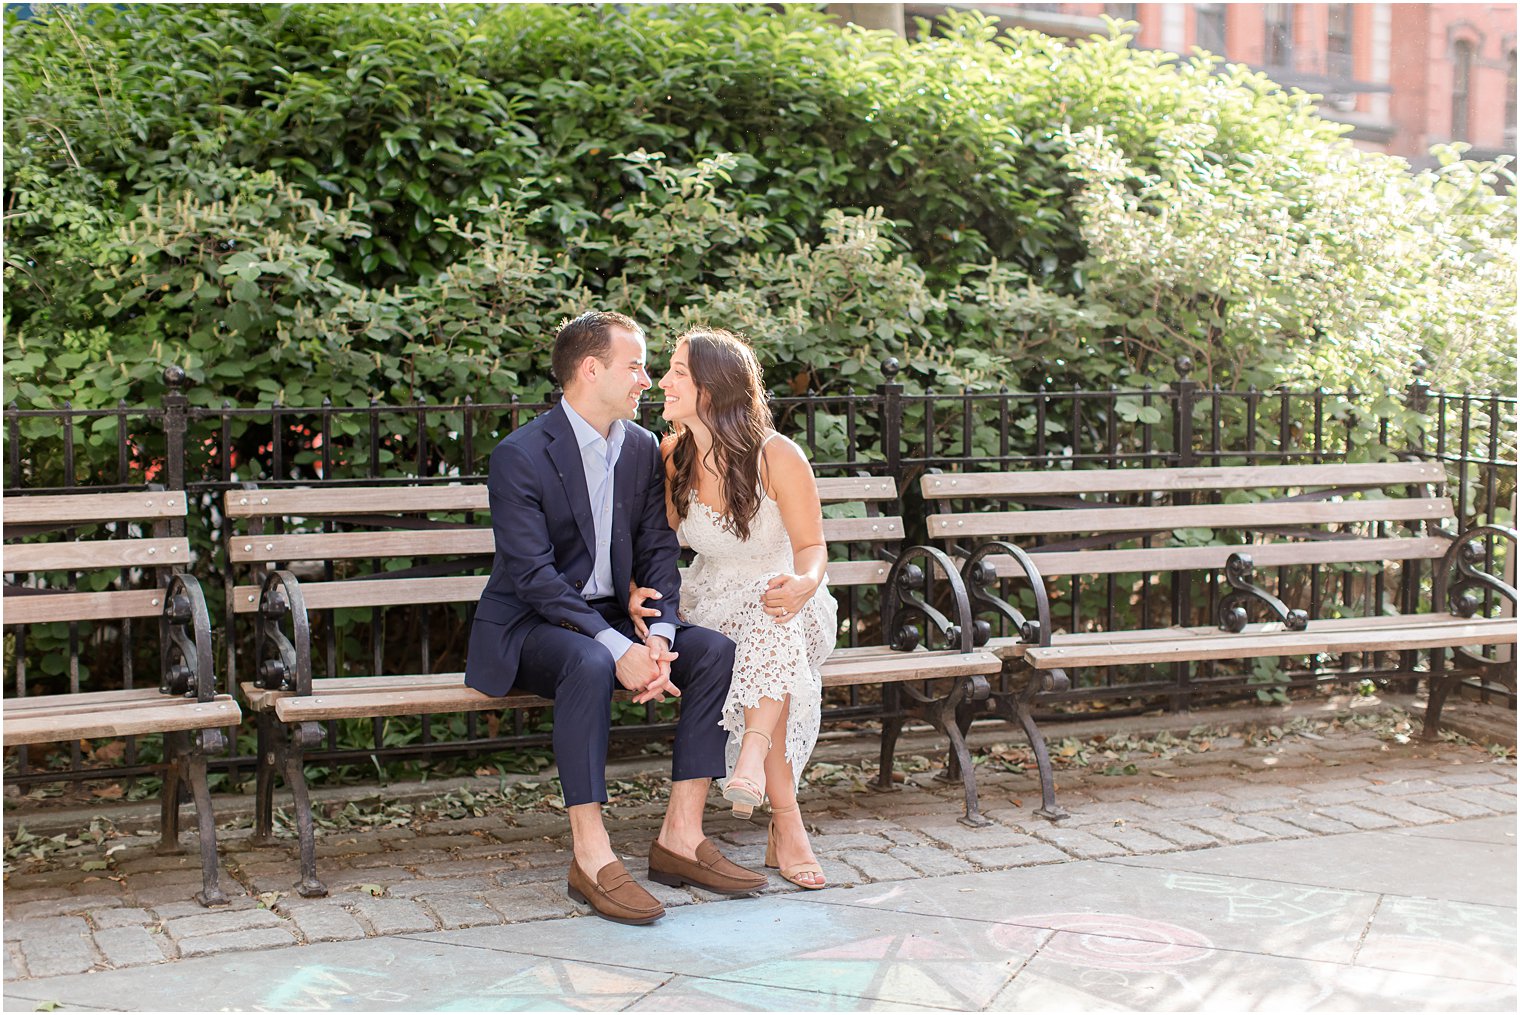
[658,341,700,424]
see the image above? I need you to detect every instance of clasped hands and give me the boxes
[616,634,679,705]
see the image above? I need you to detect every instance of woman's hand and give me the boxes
[762,573,817,624]
[628,582,663,640]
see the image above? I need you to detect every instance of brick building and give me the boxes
[831,3,1517,166]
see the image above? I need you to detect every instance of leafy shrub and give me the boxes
[4,3,1514,427]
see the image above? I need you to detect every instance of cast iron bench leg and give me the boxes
[185,745,229,907]
[157,731,185,855]
[278,721,328,898]
[982,682,1068,822]
[873,684,905,793]
[937,683,991,827]
[1422,646,1452,741]
[1011,694,1068,822]
[252,711,278,845]
[934,699,977,786]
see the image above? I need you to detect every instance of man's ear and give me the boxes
[578,354,600,386]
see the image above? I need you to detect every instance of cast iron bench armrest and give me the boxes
[957,540,1053,647]
[883,545,979,652]
[957,540,1068,696]
[253,569,315,697]
[1216,552,1310,634]
[1437,524,1519,617]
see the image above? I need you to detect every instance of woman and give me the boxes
[629,328,835,891]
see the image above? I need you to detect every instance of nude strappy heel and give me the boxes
[765,802,826,890]
[722,729,771,819]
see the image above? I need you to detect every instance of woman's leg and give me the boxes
[763,695,824,887]
[731,696,784,792]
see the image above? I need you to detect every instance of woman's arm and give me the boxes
[760,435,828,621]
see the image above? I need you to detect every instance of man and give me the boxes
[465,310,765,925]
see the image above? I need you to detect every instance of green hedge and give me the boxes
[5,2,1515,422]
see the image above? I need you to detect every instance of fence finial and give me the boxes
[163,365,187,389]
[882,358,900,380]
[1176,356,1193,379]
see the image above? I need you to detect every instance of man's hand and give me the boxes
[637,635,680,704]
[613,641,661,697]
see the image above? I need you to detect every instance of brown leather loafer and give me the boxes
[567,859,664,926]
[648,837,767,896]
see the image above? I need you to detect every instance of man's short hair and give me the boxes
[551,311,643,387]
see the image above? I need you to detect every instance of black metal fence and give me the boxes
[6,361,1515,788]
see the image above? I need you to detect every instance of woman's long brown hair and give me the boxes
[667,329,774,540]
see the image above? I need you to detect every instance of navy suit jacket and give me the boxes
[463,403,682,697]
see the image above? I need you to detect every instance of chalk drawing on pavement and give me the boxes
[258,958,662,1012]
[992,913,1213,972]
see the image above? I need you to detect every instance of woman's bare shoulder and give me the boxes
[760,432,814,494]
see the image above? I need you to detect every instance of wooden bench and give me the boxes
[226,476,1002,894]
[4,491,240,906]
[923,461,1518,818]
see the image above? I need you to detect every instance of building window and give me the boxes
[1195,4,1226,56]
[1326,4,1353,78]
[1451,39,1474,140]
[1106,3,1137,25]
[1506,50,1516,137]
[1264,4,1294,67]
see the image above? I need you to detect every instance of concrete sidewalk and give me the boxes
[3,701,1516,1011]
[4,816,1513,1011]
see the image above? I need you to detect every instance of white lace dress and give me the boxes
[678,486,837,786]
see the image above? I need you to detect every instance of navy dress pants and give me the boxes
[512,599,735,807]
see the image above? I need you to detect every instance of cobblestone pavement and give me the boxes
[4,705,1516,983]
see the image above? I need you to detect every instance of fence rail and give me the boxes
[6,360,1515,788]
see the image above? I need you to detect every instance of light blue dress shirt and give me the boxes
[561,400,676,663]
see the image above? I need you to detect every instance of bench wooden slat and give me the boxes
[984,612,1504,660]
[229,529,490,563]
[3,589,168,625]
[224,476,899,520]
[225,487,488,518]
[249,648,911,703]
[819,648,1003,686]
[980,536,1452,579]
[4,696,241,745]
[230,558,895,614]
[276,684,506,721]
[247,647,916,704]
[815,477,898,502]
[245,674,579,713]
[1024,617,1516,669]
[231,577,487,613]
[230,516,904,563]
[825,560,892,587]
[3,491,189,526]
[3,692,209,720]
[928,498,1453,540]
[4,687,171,713]
[260,645,1002,721]
[922,462,1447,499]
[826,516,903,542]
[4,538,191,573]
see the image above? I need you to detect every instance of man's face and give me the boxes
[587,326,651,422]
